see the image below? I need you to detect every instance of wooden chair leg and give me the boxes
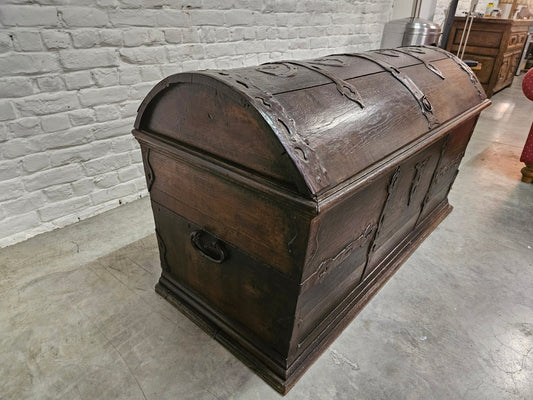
[521,163,533,183]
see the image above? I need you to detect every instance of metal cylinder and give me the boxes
[381,17,441,48]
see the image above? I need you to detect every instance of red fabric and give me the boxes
[523,68,533,100]
[522,125,533,164]
[520,69,533,164]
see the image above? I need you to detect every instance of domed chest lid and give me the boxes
[135,46,489,199]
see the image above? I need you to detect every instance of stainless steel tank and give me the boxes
[381,17,441,48]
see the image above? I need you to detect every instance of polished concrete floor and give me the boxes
[1,77,532,400]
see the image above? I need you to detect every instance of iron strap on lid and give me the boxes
[343,51,440,129]
[388,48,445,80]
[283,61,365,108]
[256,60,365,108]
[425,45,485,100]
[205,70,331,194]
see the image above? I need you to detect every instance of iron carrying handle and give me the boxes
[190,230,228,264]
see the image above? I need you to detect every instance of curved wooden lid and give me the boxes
[135,46,489,199]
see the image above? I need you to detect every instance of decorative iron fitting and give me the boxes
[155,229,169,271]
[344,52,439,129]
[408,157,430,206]
[257,60,364,108]
[416,135,450,226]
[207,70,330,192]
[390,48,445,80]
[403,46,426,54]
[256,62,298,78]
[374,49,401,57]
[424,46,485,100]
[387,165,402,195]
[143,148,155,192]
[284,61,364,108]
[314,222,375,283]
[256,57,346,77]
[308,57,347,67]
[369,166,401,254]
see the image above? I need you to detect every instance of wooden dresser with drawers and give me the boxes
[446,17,531,97]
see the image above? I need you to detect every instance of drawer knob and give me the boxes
[190,230,228,264]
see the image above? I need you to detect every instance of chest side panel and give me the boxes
[141,144,313,281]
[153,201,299,359]
[138,78,307,194]
[287,173,390,363]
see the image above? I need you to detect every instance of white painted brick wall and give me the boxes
[0,0,394,248]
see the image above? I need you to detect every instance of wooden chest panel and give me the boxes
[364,139,443,280]
[133,46,491,394]
[418,116,478,223]
[294,174,390,348]
[141,80,301,188]
[143,145,313,280]
[274,74,430,188]
[154,202,298,359]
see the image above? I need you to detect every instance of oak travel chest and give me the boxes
[132,46,490,394]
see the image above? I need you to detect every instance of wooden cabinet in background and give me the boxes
[446,17,531,97]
